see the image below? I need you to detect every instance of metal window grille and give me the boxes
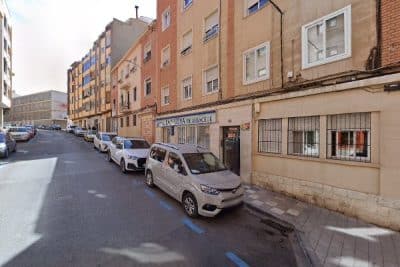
[258,119,282,153]
[327,112,371,162]
[288,116,320,157]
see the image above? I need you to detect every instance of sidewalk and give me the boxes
[243,185,400,267]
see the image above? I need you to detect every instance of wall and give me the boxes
[253,74,400,229]
[381,0,400,66]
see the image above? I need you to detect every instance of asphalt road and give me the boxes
[0,130,297,267]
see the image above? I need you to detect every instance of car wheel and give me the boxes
[107,151,112,162]
[146,171,154,187]
[120,159,127,174]
[183,192,198,218]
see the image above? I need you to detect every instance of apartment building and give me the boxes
[0,0,12,128]
[5,90,67,127]
[68,18,148,131]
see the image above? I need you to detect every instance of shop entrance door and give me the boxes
[222,126,240,176]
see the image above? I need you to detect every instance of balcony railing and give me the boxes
[204,24,219,43]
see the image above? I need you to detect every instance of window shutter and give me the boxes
[205,11,218,31]
[247,0,258,9]
[182,30,192,49]
[206,66,218,82]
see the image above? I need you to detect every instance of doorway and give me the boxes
[222,126,240,176]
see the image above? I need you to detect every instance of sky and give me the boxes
[7,0,156,96]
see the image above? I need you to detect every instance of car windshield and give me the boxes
[183,152,227,174]
[10,128,28,133]
[123,140,150,149]
[102,134,116,141]
[88,130,96,134]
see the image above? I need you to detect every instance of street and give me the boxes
[0,130,297,267]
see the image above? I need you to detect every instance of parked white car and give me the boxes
[93,132,117,152]
[8,127,31,141]
[145,143,244,218]
[107,137,150,173]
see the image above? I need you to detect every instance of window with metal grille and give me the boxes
[258,119,282,153]
[288,116,320,157]
[327,113,371,162]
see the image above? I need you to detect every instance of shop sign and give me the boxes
[156,111,216,127]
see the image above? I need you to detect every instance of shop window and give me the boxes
[182,76,192,100]
[258,119,282,153]
[204,66,219,94]
[243,42,270,84]
[177,125,210,148]
[288,116,320,157]
[163,127,172,143]
[327,113,371,162]
[302,5,351,69]
[204,10,219,42]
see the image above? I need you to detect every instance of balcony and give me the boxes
[203,24,219,43]
[181,45,192,56]
[119,101,131,112]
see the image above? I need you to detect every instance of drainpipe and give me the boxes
[269,1,284,88]
[218,0,223,100]
[376,0,382,68]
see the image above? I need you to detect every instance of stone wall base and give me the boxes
[252,172,400,231]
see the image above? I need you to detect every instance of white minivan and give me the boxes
[145,143,244,217]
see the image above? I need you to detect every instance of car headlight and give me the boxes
[200,185,220,195]
[127,155,138,160]
[0,143,6,150]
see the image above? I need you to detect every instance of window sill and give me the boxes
[302,53,351,70]
[255,152,380,169]
[203,32,219,44]
[243,76,269,86]
[203,90,219,96]
[243,4,268,19]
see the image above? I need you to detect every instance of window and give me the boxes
[162,8,171,31]
[177,125,210,148]
[3,38,7,51]
[120,117,124,128]
[327,113,371,162]
[133,87,137,102]
[144,78,152,96]
[133,114,137,126]
[3,58,7,75]
[288,116,320,157]
[182,76,192,100]
[126,116,130,127]
[204,11,219,42]
[161,46,170,68]
[204,66,219,94]
[144,43,152,62]
[162,86,170,105]
[181,30,193,55]
[167,152,185,174]
[302,5,351,69]
[246,0,268,16]
[258,119,282,153]
[244,42,270,84]
[183,0,193,10]
[150,147,167,162]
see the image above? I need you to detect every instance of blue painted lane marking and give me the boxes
[159,200,173,211]
[225,252,249,267]
[182,218,205,234]
[144,189,156,198]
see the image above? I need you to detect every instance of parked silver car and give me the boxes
[8,127,31,141]
[0,132,17,158]
[145,143,244,217]
[93,132,117,152]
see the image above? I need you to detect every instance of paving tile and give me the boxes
[248,194,259,200]
[264,200,277,207]
[286,208,300,217]
[250,199,264,206]
[270,207,285,215]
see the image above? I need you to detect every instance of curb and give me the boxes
[245,202,322,267]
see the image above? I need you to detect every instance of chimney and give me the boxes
[135,5,139,19]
